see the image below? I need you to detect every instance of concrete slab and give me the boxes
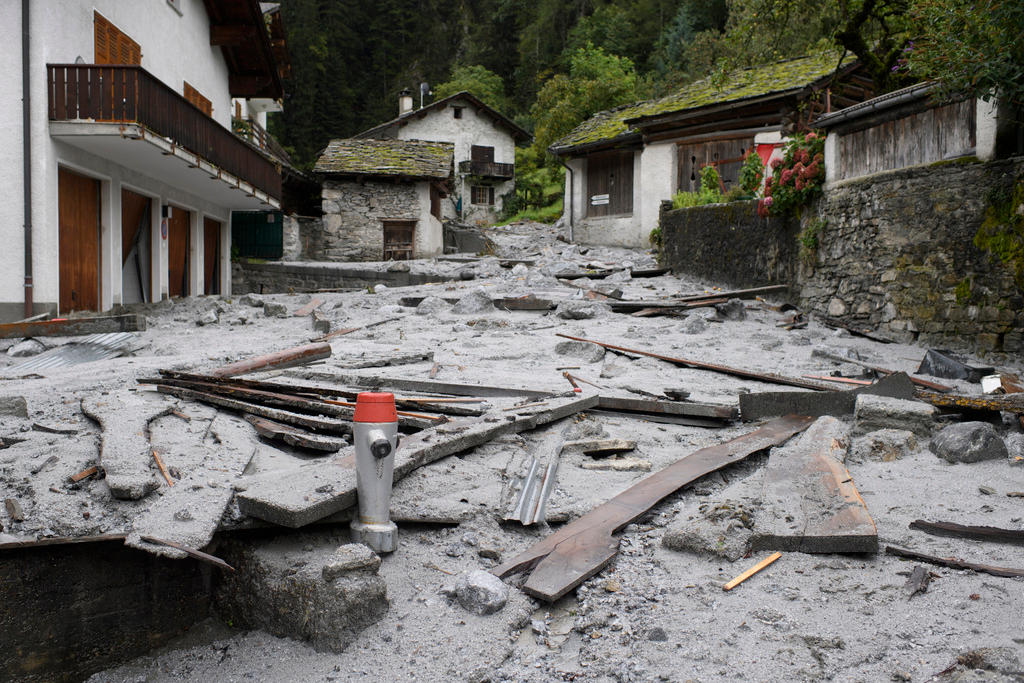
[853,393,936,437]
[751,416,878,554]
[80,391,175,500]
[739,372,915,421]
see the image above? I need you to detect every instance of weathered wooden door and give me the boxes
[382,220,415,260]
[677,137,754,193]
[58,168,100,313]
[586,151,634,217]
[204,218,221,295]
[167,207,190,297]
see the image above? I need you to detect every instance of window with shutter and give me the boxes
[184,82,214,117]
[94,12,141,65]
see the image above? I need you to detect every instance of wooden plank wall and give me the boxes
[836,100,976,181]
[677,137,754,193]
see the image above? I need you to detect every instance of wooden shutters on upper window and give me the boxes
[184,82,213,117]
[471,145,495,163]
[586,150,634,217]
[94,12,141,65]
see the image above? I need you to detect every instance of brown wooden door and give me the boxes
[382,220,415,260]
[58,168,100,313]
[677,137,754,193]
[204,218,221,294]
[586,151,634,217]
[167,207,190,297]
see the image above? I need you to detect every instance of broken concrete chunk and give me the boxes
[663,497,757,562]
[451,288,494,314]
[81,391,174,500]
[263,301,288,318]
[7,339,46,357]
[215,533,388,652]
[580,456,651,472]
[554,340,605,363]
[0,396,28,418]
[240,294,265,307]
[849,429,918,462]
[680,315,707,334]
[451,570,508,615]
[715,298,746,321]
[322,544,381,581]
[751,416,877,554]
[4,498,24,522]
[1006,433,1024,466]
[853,394,935,437]
[311,310,331,335]
[564,438,636,457]
[929,422,1008,464]
[555,301,610,320]
[196,309,219,326]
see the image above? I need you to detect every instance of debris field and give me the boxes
[2,221,1023,683]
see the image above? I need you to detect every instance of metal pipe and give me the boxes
[559,160,574,242]
[22,0,33,317]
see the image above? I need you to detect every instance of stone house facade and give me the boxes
[355,91,531,224]
[313,138,453,261]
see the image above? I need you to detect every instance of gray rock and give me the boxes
[387,261,411,273]
[647,627,668,642]
[849,429,918,462]
[511,263,529,276]
[0,396,28,418]
[663,498,757,562]
[680,316,708,334]
[554,340,605,363]
[452,570,508,615]
[7,338,46,357]
[451,288,494,315]
[929,422,1008,464]
[263,301,288,318]
[1006,433,1024,466]
[853,394,935,437]
[240,294,264,307]
[416,296,450,315]
[555,301,610,320]
[715,298,747,321]
[196,309,219,326]
[458,268,476,281]
[322,544,381,581]
[599,359,628,378]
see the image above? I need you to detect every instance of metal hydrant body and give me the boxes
[351,392,399,553]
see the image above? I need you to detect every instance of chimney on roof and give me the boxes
[398,88,414,116]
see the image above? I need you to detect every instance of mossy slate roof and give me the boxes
[552,54,851,154]
[314,138,454,179]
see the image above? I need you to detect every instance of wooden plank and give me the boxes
[210,342,332,377]
[885,546,1024,579]
[244,414,345,453]
[908,520,1024,546]
[917,391,1024,414]
[492,415,814,601]
[596,395,736,421]
[813,350,952,392]
[293,298,324,317]
[297,371,553,399]
[723,552,782,591]
[556,334,833,391]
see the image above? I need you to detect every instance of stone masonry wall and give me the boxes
[658,199,800,293]
[281,215,324,261]
[801,157,1024,353]
[322,179,421,261]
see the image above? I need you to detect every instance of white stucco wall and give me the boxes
[415,182,444,258]
[637,142,676,242]
[0,0,241,319]
[976,97,999,162]
[394,97,517,221]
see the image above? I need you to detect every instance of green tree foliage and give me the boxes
[434,65,509,112]
[530,44,639,162]
[906,0,1024,107]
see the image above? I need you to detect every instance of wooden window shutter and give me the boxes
[94,12,141,65]
[184,82,213,117]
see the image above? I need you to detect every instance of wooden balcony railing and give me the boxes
[48,64,281,200]
[232,116,292,165]
[458,160,514,178]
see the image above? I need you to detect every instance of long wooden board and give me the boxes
[492,415,814,601]
[0,314,145,339]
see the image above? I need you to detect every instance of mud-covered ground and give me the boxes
[2,221,1023,682]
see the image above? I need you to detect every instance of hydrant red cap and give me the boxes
[354,392,397,423]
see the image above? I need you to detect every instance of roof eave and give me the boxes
[549,131,643,157]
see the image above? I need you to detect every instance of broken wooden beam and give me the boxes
[293,298,323,317]
[138,535,234,572]
[908,520,1024,546]
[904,565,932,599]
[311,316,403,342]
[210,342,332,378]
[0,313,145,339]
[739,372,915,421]
[70,465,99,483]
[245,414,346,453]
[556,334,833,391]
[885,546,1024,578]
[917,391,1024,414]
[596,395,737,421]
[295,370,553,399]
[814,350,952,392]
[675,284,789,302]
[492,415,814,601]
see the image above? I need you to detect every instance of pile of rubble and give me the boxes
[1,221,1022,682]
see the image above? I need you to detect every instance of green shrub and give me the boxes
[738,152,764,196]
[672,165,724,208]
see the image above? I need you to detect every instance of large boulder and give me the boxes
[929,422,1008,463]
[554,340,605,363]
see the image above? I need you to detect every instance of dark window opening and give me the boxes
[453,107,464,119]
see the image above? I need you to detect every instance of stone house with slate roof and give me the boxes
[354,91,531,224]
[313,138,454,261]
[551,55,876,247]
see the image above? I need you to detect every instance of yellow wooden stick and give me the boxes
[723,552,782,591]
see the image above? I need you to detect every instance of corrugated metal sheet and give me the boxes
[6,333,137,373]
